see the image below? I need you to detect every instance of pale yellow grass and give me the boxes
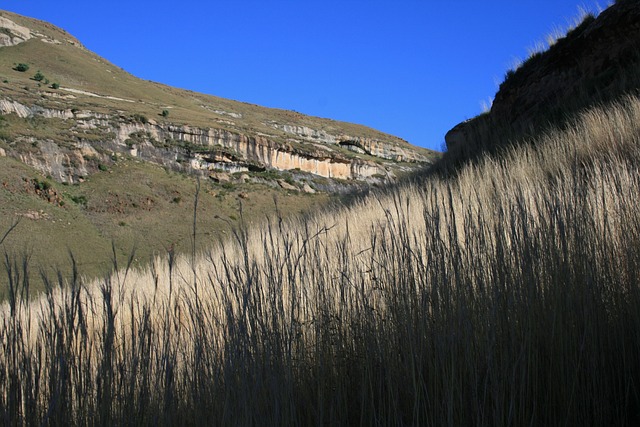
[1,94,639,425]
[4,93,639,353]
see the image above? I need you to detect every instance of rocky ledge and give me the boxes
[0,98,424,184]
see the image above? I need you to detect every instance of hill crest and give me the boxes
[444,0,640,169]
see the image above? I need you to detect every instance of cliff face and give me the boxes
[445,0,640,159]
[0,11,434,187]
[0,100,390,183]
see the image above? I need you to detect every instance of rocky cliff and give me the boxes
[0,99,392,183]
[0,11,435,186]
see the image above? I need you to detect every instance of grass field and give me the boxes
[0,153,330,292]
[1,92,640,425]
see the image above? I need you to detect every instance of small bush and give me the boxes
[161,109,170,118]
[98,164,108,172]
[70,195,87,206]
[51,82,60,89]
[33,178,51,191]
[132,113,148,124]
[13,63,29,72]
[32,70,45,82]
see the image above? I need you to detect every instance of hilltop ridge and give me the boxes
[444,0,640,169]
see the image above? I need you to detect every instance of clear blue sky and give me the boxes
[2,1,607,151]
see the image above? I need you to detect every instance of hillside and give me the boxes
[0,10,433,180]
[443,0,640,171]
[2,1,640,425]
[0,10,435,279]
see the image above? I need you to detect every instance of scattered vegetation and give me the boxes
[161,109,170,118]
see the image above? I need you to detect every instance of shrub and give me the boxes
[51,82,60,89]
[70,195,87,206]
[161,109,170,118]
[132,113,148,124]
[33,70,45,82]
[33,178,51,191]
[13,63,29,72]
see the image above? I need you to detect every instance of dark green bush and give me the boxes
[13,63,29,72]
[33,178,51,191]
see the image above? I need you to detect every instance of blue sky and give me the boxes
[2,1,607,151]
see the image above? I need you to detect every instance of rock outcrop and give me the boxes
[0,10,433,185]
[0,16,31,46]
[270,122,424,162]
[0,99,390,183]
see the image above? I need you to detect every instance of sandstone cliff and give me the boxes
[0,11,434,186]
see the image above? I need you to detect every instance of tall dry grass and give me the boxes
[2,95,640,425]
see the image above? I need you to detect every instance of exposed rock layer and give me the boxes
[0,11,432,184]
[0,100,390,183]
[0,16,31,46]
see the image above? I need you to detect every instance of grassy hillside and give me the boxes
[0,10,433,155]
[0,153,330,290]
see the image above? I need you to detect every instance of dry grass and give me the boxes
[2,94,640,425]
